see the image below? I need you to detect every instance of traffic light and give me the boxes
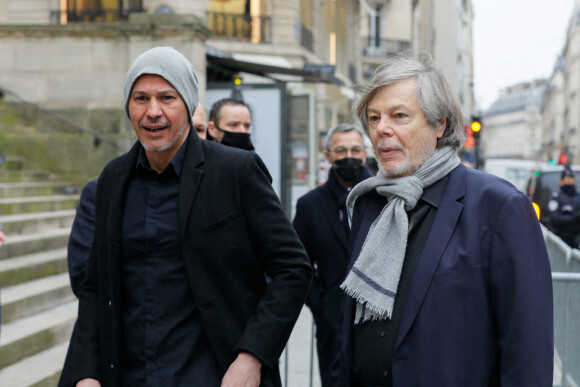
[559,152,568,165]
[471,116,482,139]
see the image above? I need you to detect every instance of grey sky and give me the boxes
[473,0,577,111]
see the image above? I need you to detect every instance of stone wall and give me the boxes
[0,14,210,186]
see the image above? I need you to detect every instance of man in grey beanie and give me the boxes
[71,46,311,387]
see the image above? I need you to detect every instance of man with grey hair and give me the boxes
[333,51,553,386]
[71,46,311,387]
[293,123,372,387]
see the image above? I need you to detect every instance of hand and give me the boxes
[76,378,101,387]
[0,229,6,248]
[221,352,262,387]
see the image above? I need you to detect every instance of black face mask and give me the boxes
[333,157,364,182]
[562,184,577,196]
[215,123,254,151]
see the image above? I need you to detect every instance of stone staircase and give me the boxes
[0,158,80,386]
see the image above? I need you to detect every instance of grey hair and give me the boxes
[354,50,465,150]
[324,123,366,150]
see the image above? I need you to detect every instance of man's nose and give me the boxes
[375,118,394,136]
[146,98,162,117]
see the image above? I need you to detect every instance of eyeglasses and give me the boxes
[330,146,364,157]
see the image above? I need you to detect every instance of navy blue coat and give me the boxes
[335,164,554,386]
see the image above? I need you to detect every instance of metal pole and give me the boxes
[309,317,316,387]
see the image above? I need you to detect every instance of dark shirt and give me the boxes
[353,175,450,386]
[121,137,221,386]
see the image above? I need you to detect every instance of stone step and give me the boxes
[0,181,78,198]
[0,194,80,215]
[1,272,75,325]
[0,341,68,387]
[0,300,76,369]
[0,227,70,261]
[0,170,56,183]
[0,209,76,235]
[0,248,68,287]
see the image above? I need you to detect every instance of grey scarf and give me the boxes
[341,146,460,324]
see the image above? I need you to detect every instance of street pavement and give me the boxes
[280,306,322,387]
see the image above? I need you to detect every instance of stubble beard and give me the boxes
[141,121,189,153]
[377,133,437,178]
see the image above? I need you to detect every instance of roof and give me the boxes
[485,83,546,116]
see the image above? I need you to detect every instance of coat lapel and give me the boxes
[396,165,466,347]
[107,141,140,304]
[178,133,204,235]
[317,184,349,251]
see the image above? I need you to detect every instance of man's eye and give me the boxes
[135,96,147,101]
[368,115,380,122]
[162,95,176,101]
[394,113,407,119]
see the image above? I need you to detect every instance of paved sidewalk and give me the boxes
[280,306,322,387]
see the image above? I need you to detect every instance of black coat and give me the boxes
[72,132,312,386]
[292,167,371,386]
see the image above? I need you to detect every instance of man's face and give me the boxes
[208,104,251,142]
[324,130,367,164]
[193,104,207,140]
[367,78,445,178]
[561,175,576,187]
[128,74,190,154]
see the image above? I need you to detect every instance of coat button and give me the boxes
[108,300,112,306]
[111,364,114,369]
[383,370,388,376]
[380,331,385,337]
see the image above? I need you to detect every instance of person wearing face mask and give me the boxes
[207,98,254,151]
[548,164,580,248]
[292,123,372,387]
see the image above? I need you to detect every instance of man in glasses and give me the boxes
[293,123,372,387]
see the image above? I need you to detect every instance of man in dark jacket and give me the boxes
[333,51,552,387]
[72,46,311,387]
[548,164,580,248]
[293,123,372,387]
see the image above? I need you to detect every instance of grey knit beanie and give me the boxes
[124,46,199,123]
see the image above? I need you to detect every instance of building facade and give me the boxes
[482,80,546,160]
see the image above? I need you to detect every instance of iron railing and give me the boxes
[208,12,272,44]
[362,37,410,58]
[545,227,580,386]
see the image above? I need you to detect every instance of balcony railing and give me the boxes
[208,12,271,44]
[300,24,313,52]
[50,8,144,24]
[362,37,410,58]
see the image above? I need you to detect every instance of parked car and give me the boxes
[526,164,580,230]
[483,158,547,193]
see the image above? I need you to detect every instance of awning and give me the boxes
[206,51,343,85]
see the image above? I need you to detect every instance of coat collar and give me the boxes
[318,166,374,250]
[396,164,466,348]
[108,131,205,237]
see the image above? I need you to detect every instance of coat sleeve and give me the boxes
[67,179,98,297]
[489,193,553,386]
[234,152,312,368]
[292,198,321,311]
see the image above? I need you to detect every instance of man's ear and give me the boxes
[435,118,446,138]
[207,121,218,139]
[324,150,332,164]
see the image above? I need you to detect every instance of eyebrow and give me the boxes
[367,104,407,113]
[131,89,179,96]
